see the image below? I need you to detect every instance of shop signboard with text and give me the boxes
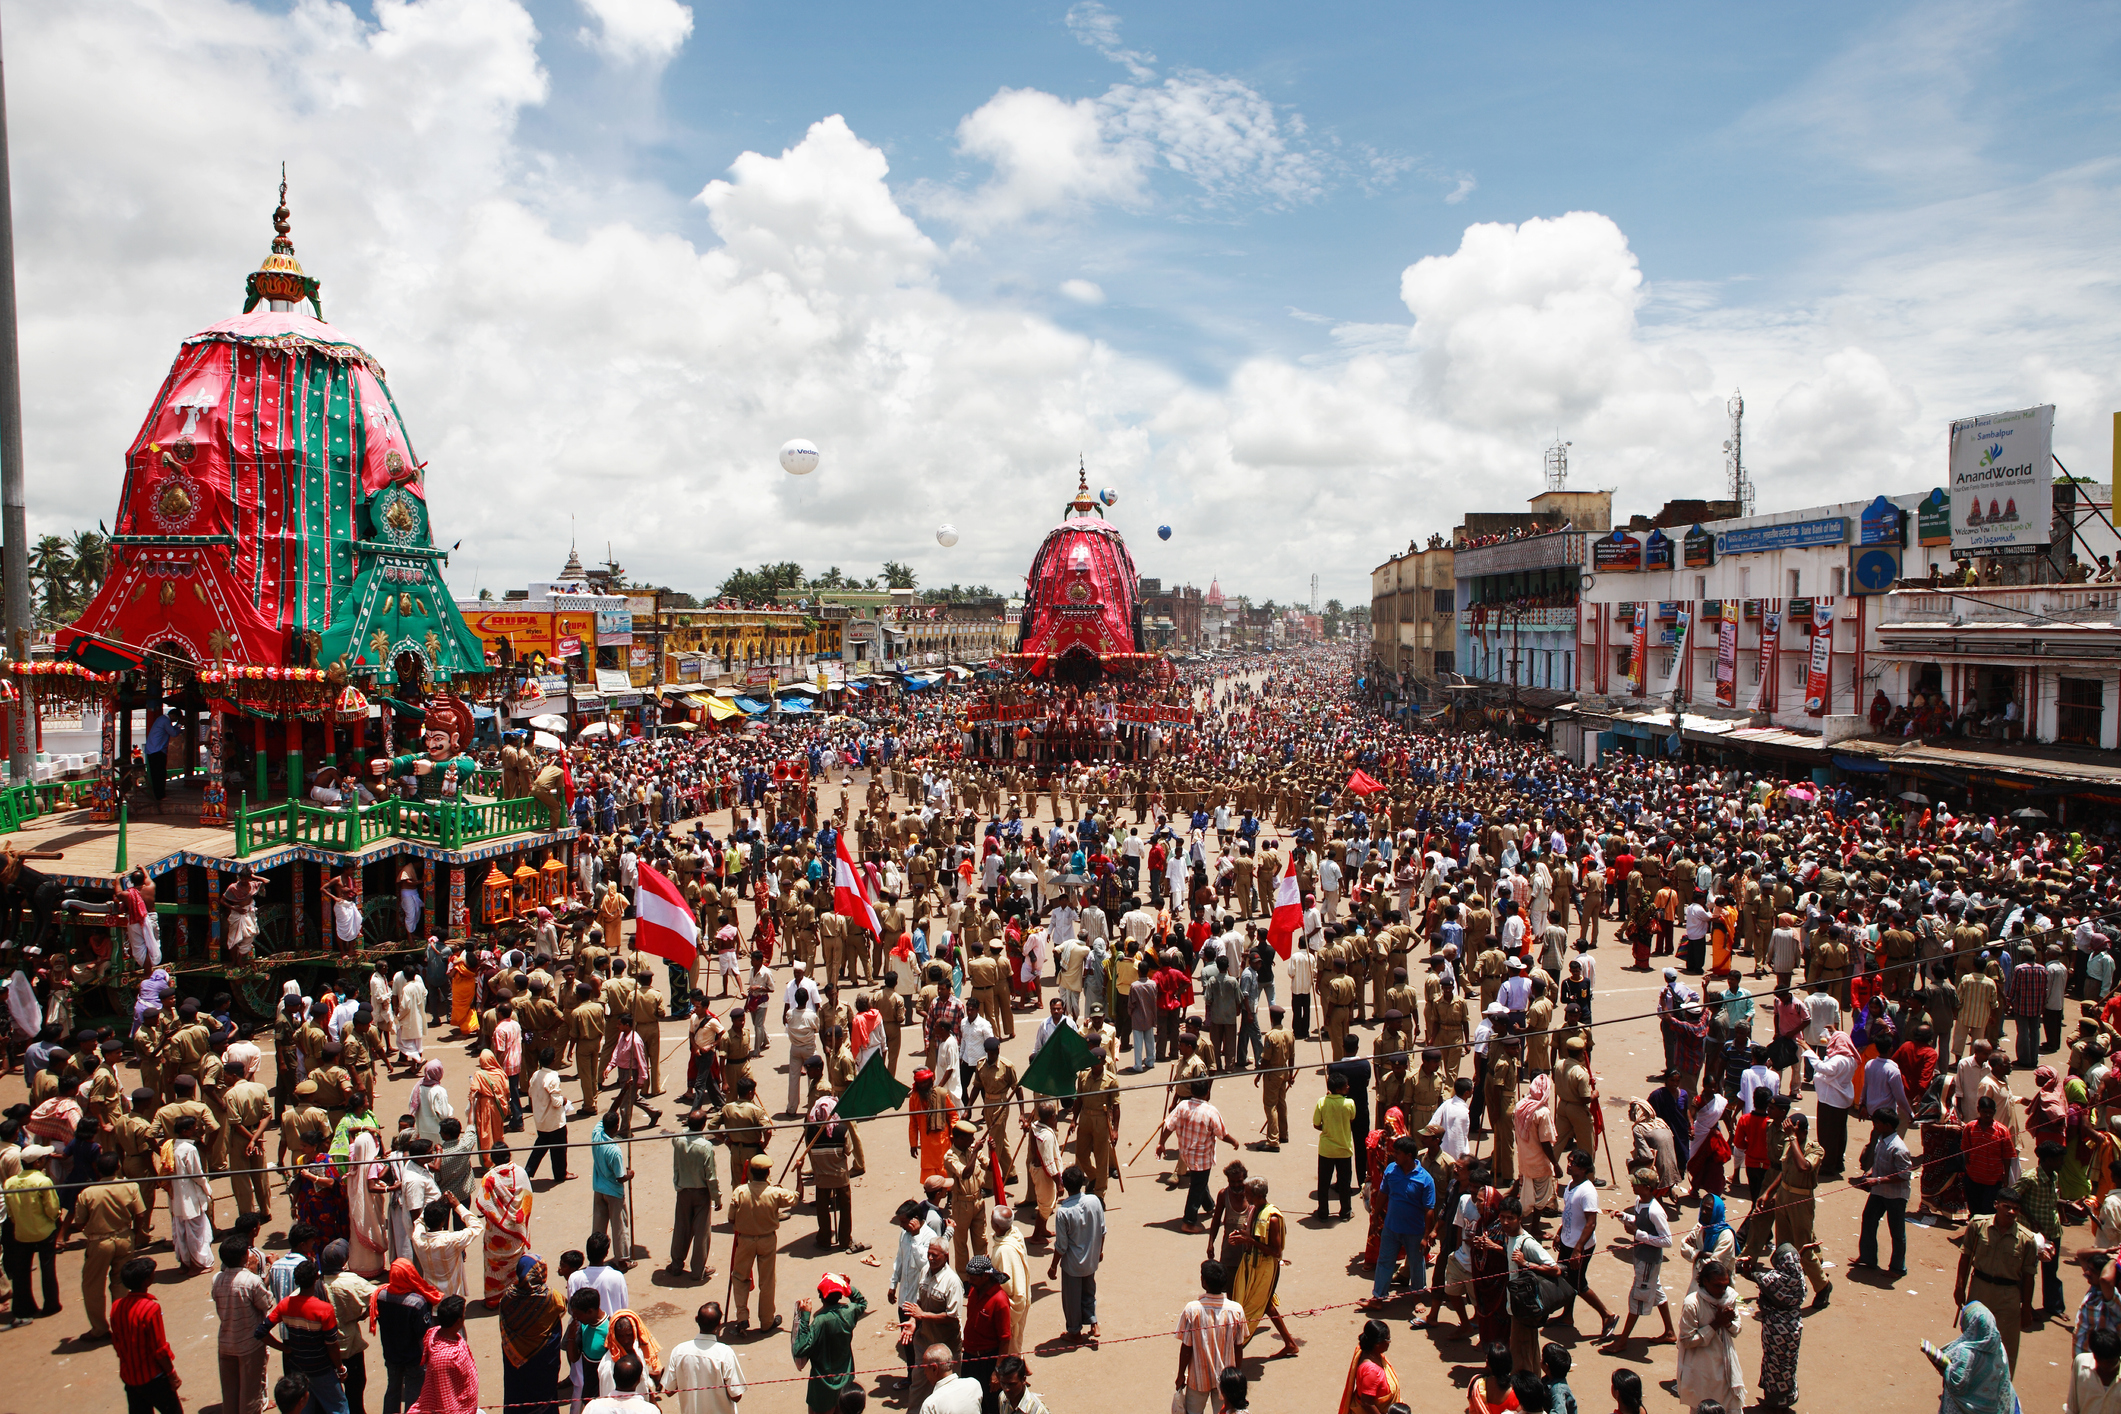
[1949,404,2054,551]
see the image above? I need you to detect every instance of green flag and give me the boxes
[833,1050,911,1122]
[1019,1022,1094,1100]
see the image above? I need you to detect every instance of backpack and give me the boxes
[1506,1266,1549,1325]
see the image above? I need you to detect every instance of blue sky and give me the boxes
[14,0,2121,605]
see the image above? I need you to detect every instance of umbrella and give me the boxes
[1897,791,1930,804]
[531,730,564,750]
[528,714,568,732]
[1052,872,1091,887]
[578,721,617,739]
[2010,807,2050,821]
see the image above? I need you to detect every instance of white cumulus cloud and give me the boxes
[1060,279,1106,304]
[5,0,2117,612]
[577,0,693,65]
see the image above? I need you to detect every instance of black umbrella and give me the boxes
[1897,791,1930,804]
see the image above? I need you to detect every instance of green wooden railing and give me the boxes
[235,793,554,858]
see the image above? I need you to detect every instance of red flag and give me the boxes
[631,862,698,969]
[559,754,577,808]
[1346,769,1387,796]
[1266,849,1303,959]
[833,829,883,938]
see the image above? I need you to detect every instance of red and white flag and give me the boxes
[1266,847,1303,959]
[630,862,698,970]
[834,829,883,938]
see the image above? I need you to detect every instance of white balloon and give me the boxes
[779,438,820,476]
[936,525,959,547]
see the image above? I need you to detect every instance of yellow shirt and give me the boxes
[4,1171,62,1242]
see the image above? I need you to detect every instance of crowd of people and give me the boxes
[7,643,2121,1414]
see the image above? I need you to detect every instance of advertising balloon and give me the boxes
[1097,487,1118,506]
[936,525,959,547]
[779,438,820,476]
[1157,524,1172,540]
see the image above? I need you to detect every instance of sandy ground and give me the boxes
[4,733,2083,1414]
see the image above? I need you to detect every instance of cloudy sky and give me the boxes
[11,0,2121,607]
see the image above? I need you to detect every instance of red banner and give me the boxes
[1754,608,1779,711]
[1803,598,1835,716]
[1628,610,1648,691]
[1714,602,1739,707]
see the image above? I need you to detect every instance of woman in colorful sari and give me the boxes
[500,1254,567,1414]
[469,1050,510,1161]
[2029,1065,2070,1150]
[292,1157,349,1247]
[1228,1176,1301,1359]
[1337,1317,1399,1414]
[449,949,478,1035]
[477,1146,535,1308]
[1925,1300,2017,1414]
[1746,1242,1806,1410]
[2060,1076,2113,1208]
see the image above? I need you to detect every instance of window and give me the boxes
[1694,575,1707,601]
[2058,677,2103,747]
[1739,567,1751,598]
[1433,650,1455,673]
[1434,588,1455,613]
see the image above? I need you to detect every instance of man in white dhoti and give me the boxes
[393,971,427,1065]
[1676,1261,1747,1412]
[169,1115,214,1272]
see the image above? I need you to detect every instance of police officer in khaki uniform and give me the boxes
[1257,1005,1293,1148]
[943,1121,989,1275]
[1552,1035,1596,1161]
[715,1075,774,1195]
[1427,974,1472,1078]
[1403,1049,1448,1134]
[1072,1051,1120,1198]
[629,969,666,1095]
[972,1038,1021,1185]
[727,1154,797,1331]
[62,1153,147,1339]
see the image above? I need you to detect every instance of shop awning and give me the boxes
[703,695,743,722]
[734,696,770,714]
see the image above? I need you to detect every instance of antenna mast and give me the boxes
[1544,435,1572,491]
[1724,391,1754,516]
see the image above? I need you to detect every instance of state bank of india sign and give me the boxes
[1949,405,2054,552]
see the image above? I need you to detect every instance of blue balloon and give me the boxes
[1157,524,1172,540]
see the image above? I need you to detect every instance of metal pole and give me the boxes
[0,12,31,783]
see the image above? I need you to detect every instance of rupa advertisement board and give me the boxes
[1949,405,2054,551]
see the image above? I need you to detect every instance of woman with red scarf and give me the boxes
[1358,1106,1411,1269]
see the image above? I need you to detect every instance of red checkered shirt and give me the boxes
[1168,1098,1227,1172]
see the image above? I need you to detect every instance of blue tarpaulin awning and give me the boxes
[1831,753,1890,774]
[734,696,769,714]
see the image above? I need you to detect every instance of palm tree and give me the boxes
[68,529,109,603]
[28,535,74,627]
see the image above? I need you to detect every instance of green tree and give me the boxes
[1322,597,1345,637]
[881,560,918,590]
[717,561,807,603]
[810,567,852,590]
[28,534,74,627]
[919,583,995,603]
[68,529,109,602]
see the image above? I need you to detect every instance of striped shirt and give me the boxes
[1166,1098,1227,1173]
[111,1291,174,1387]
[1176,1293,1245,1393]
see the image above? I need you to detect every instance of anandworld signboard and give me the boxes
[1949,405,2054,551]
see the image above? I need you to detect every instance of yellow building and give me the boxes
[647,606,818,688]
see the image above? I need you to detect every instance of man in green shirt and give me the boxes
[791,1272,869,1411]
[4,1144,64,1322]
[1312,1071,1357,1222]
[667,1108,722,1282]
